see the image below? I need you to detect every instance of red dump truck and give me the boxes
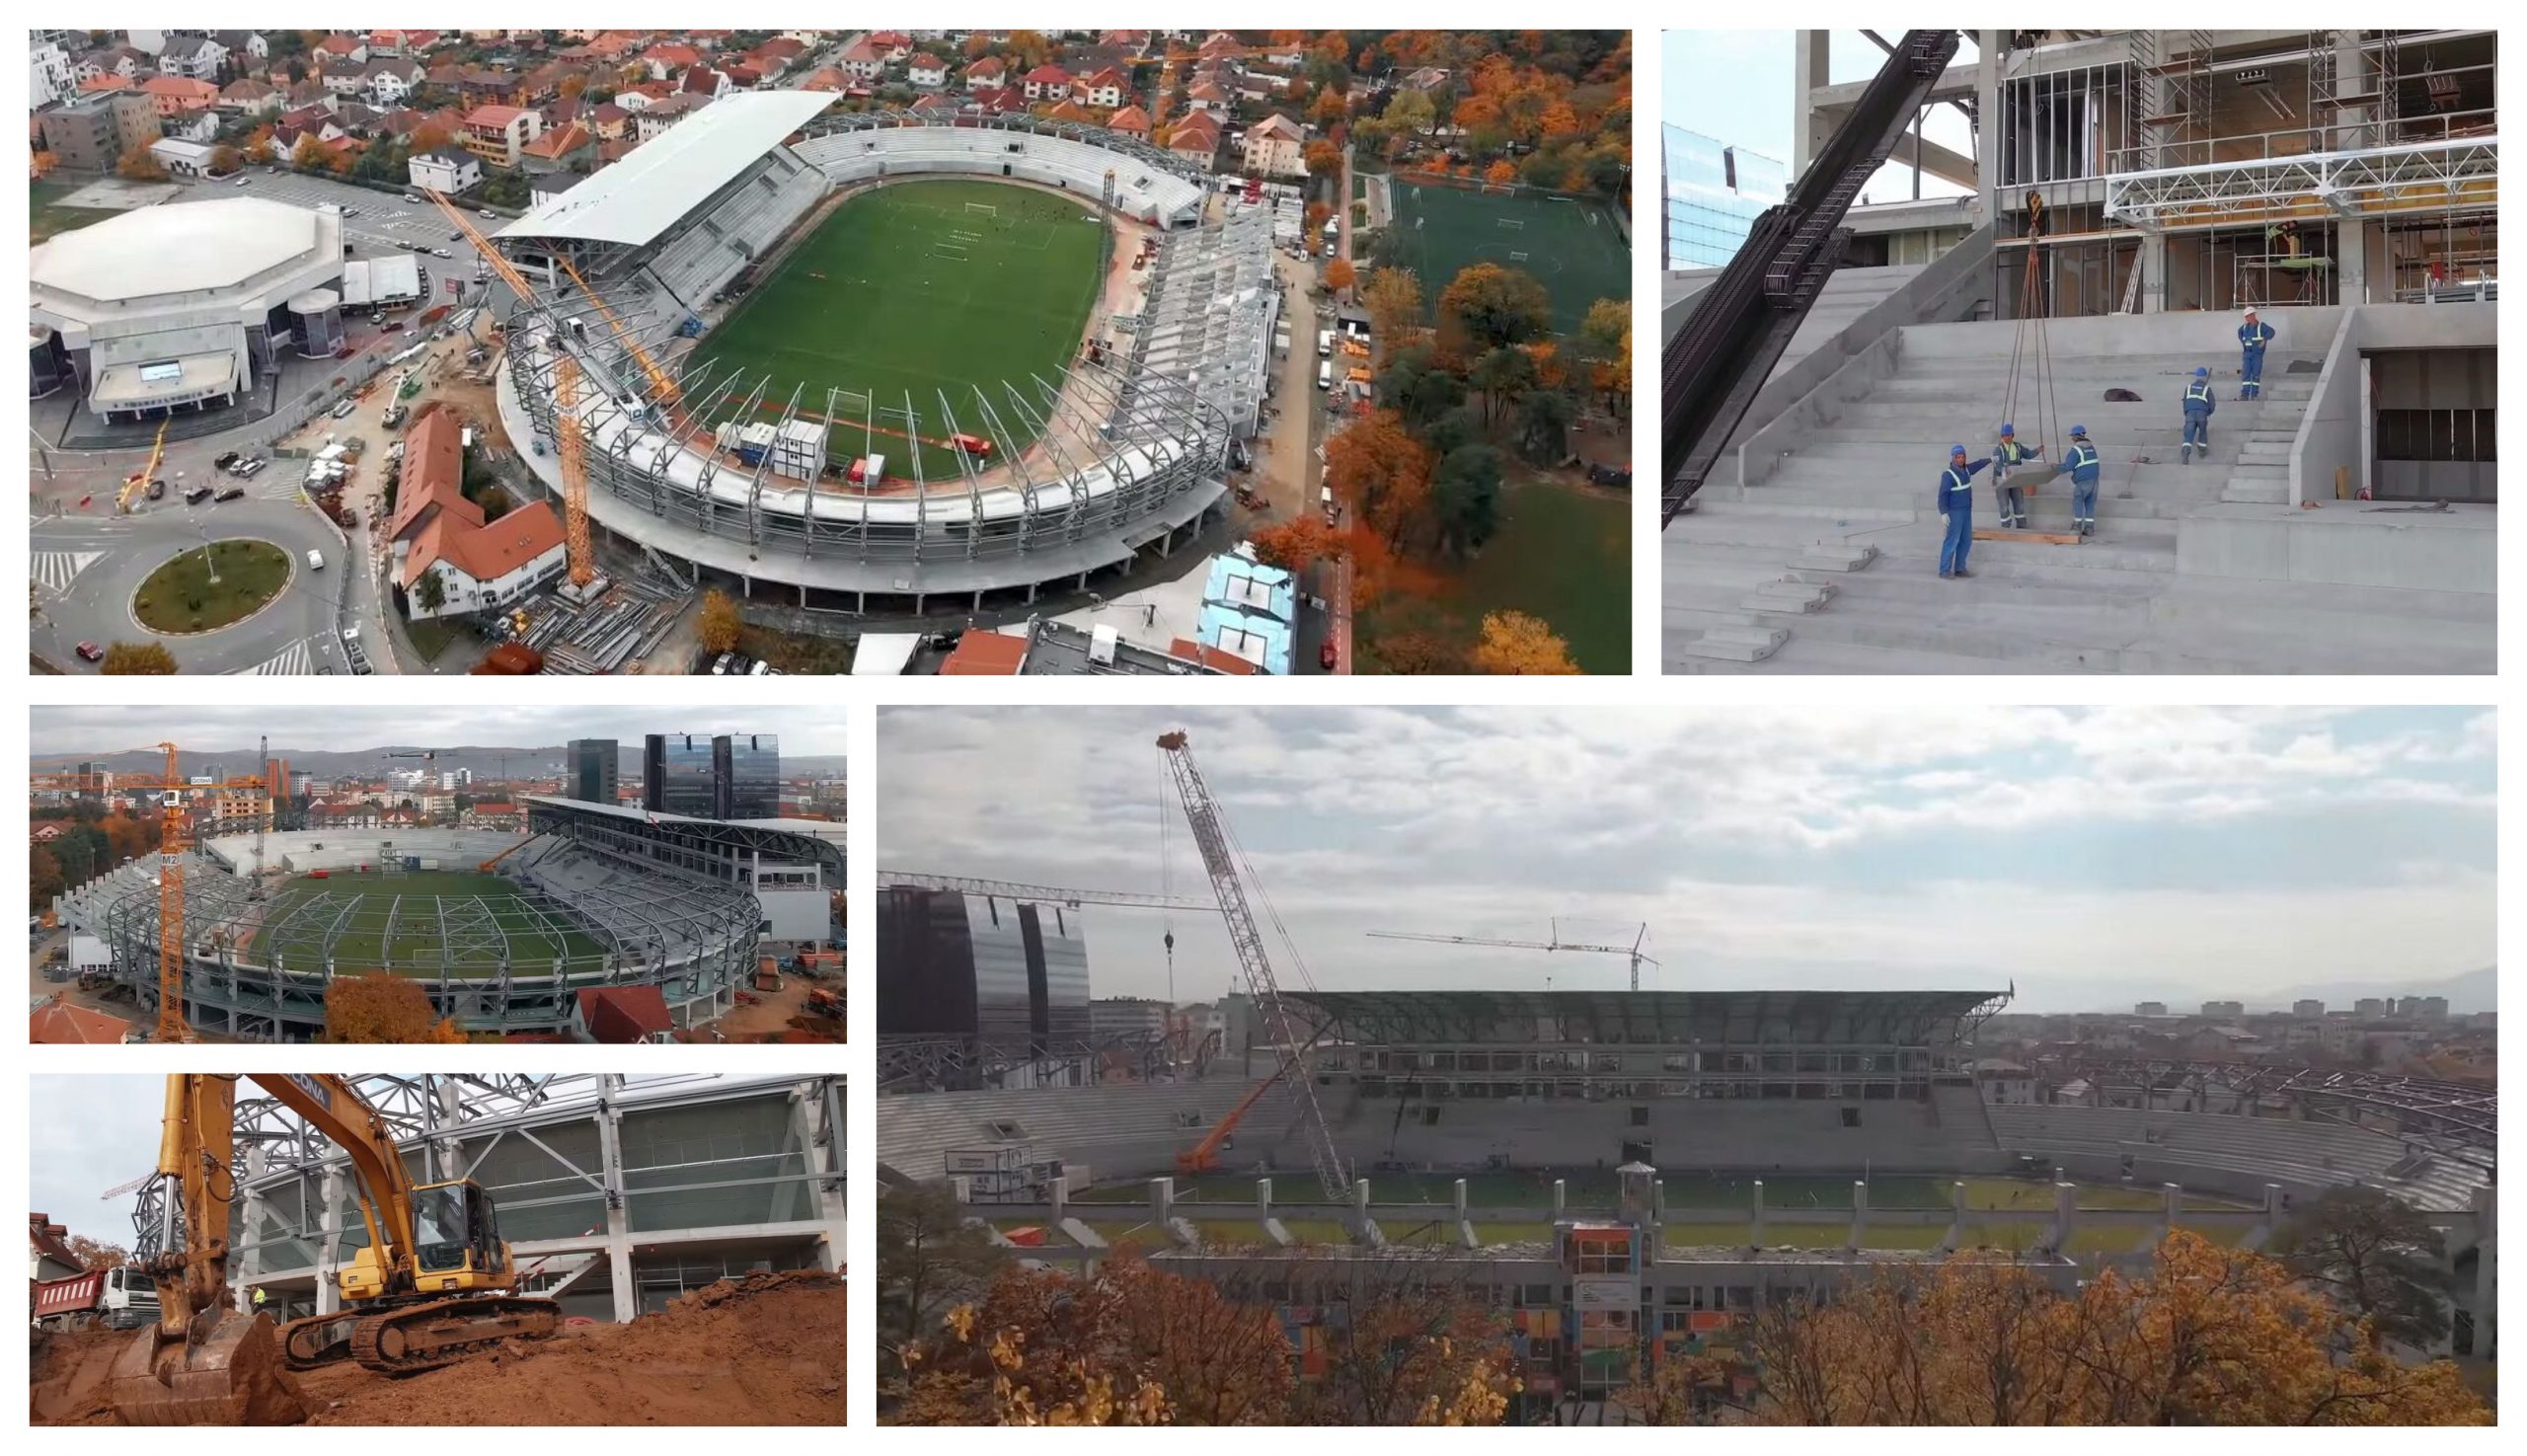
[33,1264,160,1331]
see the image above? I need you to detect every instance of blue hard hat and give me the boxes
[2195,367,2209,376]
[2070,424,2088,436]
[1950,443,1966,456]
[1999,422,2015,435]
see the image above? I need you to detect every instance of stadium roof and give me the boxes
[498,89,834,248]
[1283,989,2009,1046]
[30,198,333,302]
[522,794,845,848]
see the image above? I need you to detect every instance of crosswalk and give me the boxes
[239,638,318,675]
[30,550,104,596]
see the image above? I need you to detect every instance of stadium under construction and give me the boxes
[488,95,1268,616]
[880,889,2497,1406]
[52,796,843,1041]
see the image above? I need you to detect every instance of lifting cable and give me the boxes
[1158,748,1176,1005]
[1998,234,2061,474]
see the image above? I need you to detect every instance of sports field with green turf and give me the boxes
[1388,181,1629,337]
[683,179,1108,479]
[251,870,604,979]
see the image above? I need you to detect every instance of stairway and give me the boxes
[1664,325,2493,674]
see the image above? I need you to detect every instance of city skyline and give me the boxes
[28,706,848,759]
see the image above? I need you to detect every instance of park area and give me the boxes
[1388,181,1629,336]
[249,870,604,978]
[131,540,291,634]
[683,179,1108,479]
[1360,478,1630,674]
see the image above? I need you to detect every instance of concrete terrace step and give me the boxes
[1675,625,1789,662]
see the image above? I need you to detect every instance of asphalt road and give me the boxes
[32,497,350,674]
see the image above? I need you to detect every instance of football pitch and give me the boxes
[684,179,1109,479]
[1388,182,1629,337]
[251,871,604,980]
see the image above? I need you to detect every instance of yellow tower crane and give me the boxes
[420,190,594,589]
[115,419,171,514]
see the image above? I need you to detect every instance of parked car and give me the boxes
[332,399,357,419]
[213,451,239,471]
[306,549,325,572]
[450,230,463,240]
[75,641,104,663]
[402,193,421,203]
[233,177,250,187]
[234,458,267,479]
[432,248,451,259]
[708,652,733,675]
[146,479,166,500]
[478,208,495,217]
[183,485,213,505]
[214,486,246,502]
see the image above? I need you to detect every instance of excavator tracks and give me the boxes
[345,1295,562,1376]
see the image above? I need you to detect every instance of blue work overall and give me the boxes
[2238,320,2276,399]
[1993,439,2040,527]
[2064,440,2102,531]
[1938,458,1987,575]
[2182,379,2215,462]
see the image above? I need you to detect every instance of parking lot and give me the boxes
[166,168,500,270]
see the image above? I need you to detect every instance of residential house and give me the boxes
[1401,66,1450,93]
[389,410,569,621]
[408,146,481,194]
[1241,112,1306,179]
[639,41,701,81]
[1044,99,1093,124]
[963,55,1005,91]
[138,75,222,118]
[363,58,423,108]
[1105,104,1152,140]
[679,66,730,100]
[163,110,219,144]
[1166,110,1221,166]
[320,62,369,99]
[368,29,441,58]
[518,121,592,174]
[570,985,673,1044]
[837,39,883,84]
[30,38,73,110]
[157,35,230,81]
[798,67,844,94]
[32,1213,88,1278]
[212,31,269,67]
[79,45,150,84]
[907,92,956,115]
[1186,80,1229,115]
[1073,65,1127,110]
[867,31,912,61]
[906,52,949,89]
[1022,64,1072,102]
[311,34,368,66]
[633,92,708,141]
[218,78,282,115]
[31,997,132,1045]
[460,104,541,167]
[586,101,629,139]
[966,86,1028,117]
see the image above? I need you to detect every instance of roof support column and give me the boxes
[1791,31,1833,178]
[1975,30,2002,223]
[596,1079,636,1323]
[315,1163,345,1317]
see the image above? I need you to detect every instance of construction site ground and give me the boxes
[697,972,846,1043]
[33,1268,844,1426]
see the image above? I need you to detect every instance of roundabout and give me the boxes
[32,497,349,674]
[131,539,292,635]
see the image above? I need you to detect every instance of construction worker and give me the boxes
[1936,444,1990,578]
[1991,422,2042,529]
[2238,307,2276,400]
[2063,424,2103,537]
[2181,367,2216,464]
[252,1285,268,1314]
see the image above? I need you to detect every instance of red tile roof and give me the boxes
[31,998,131,1045]
[939,632,1029,674]
[576,985,671,1042]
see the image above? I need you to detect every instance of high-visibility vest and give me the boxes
[2186,380,2212,405]
[2067,443,2099,476]
[1945,468,1973,495]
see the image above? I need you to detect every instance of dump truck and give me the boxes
[36,1264,162,1332]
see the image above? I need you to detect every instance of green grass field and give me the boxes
[252,870,604,979]
[1361,478,1630,673]
[132,540,292,634]
[31,182,121,244]
[1388,181,1628,337]
[684,180,1107,479]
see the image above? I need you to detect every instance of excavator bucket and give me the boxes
[110,1310,307,1426]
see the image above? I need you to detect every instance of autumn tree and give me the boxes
[243,126,275,163]
[1514,386,1576,466]
[1431,443,1503,555]
[1324,409,1433,551]
[1468,345,1537,426]
[65,1234,129,1270]
[322,973,467,1043]
[878,1182,1009,1381]
[1267,1259,1515,1424]
[290,132,326,170]
[1303,138,1342,180]
[1310,87,1349,130]
[1438,264,1552,352]
[1482,159,1515,186]
[2271,1187,2456,1350]
[410,120,453,154]
[1472,610,1577,674]
[1368,630,1468,674]
[1380,87,1435,145]
[209,144,243,176]
[1374,345,1465,434]
[101,642,178,675]
[1323,257,1355,296]
[697,588,742,654]
[1248,515,1344,573]
[115,139,167,182]
[1573,297,1632,415]
[1360,268,1422,345]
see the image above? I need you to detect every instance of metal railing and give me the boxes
[2106,105,2495,178]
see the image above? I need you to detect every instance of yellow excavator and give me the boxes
[110,1075,562,1425]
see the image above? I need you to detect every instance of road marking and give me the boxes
[240,639,316,675]
[31,551,105,595]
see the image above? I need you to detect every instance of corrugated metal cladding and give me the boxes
[874,888,1089,1051]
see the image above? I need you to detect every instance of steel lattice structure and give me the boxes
[2050,1057,2495,1168]
[2106,136,2500,231]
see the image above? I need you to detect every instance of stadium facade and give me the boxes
[881,978,2497,1398]
[202,1075,846,1323]
[29,197,347,422]
[1662,124,1786,269]
[50,798,842,1041]
[488,94,1264,616]
[877,885,1091,1078]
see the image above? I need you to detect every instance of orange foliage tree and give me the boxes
[1303,138,1342,179]
[1248,515,1344,573]
[1323,409,1433,553]
[1360,268,1422,346]
[1323,257,1355,295]
[1471,610,1578,674]
[323,973,468,1043]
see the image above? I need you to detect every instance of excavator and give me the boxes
[110,1074,562,1426]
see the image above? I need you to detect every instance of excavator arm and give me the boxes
[249,1074,421,1270]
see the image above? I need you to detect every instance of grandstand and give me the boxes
[48,799,840,1041]
[490,99,1250,615]
[880,984,2498,1386]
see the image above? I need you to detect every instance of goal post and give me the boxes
[962,200,999,218]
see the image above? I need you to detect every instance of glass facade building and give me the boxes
[645,733,718,817]
[717,733,781,820]
[878,887,1092,1056]
[564,738,618,807]
[1664,123,1788,269]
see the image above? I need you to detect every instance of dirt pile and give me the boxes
[298,1269,844,1425]
[30,1324,135,1425]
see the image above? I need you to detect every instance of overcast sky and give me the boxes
[879,707,2494,1014]
[27,1074,807,1248]
[1665,30,1975,200]
[29,707,848,759]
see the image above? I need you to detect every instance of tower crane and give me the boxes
[552,255,685,419]
[1368,921,1658,992]
[34,746,273,1042]
[877,870,1212,911]
[1155,729,1348,1201]
[421,190,595,589]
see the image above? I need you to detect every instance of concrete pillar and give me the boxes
[1552,1178,1567,1219]
[1942,1180,1967,1252]
[1049,1171,1070,1224]
[2471,1185,2495,1358]
[1352,1178,1371,1217]
[1256,1177,1272,1218]
[2337,217,2372,305]
[1451,1178,1468,1224]
[1791,32,1834,178]
[2048,1181,2077,1252]
[2137,230,2169,314]
[596,1085,635,1323]
[1848,1180,1869,1251]
[1750,1179,1766,1247]
[1974,31,2003,222]
[797,1078,846,1273]
[236,1146,268,1314]
[315,1164,344,1316]
[1151,1175,1177,1225]
[2160,1182,2182,1249]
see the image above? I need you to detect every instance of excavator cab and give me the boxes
[409,1179,509,1284]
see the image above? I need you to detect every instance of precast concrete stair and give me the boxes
[1666,327,2489,673]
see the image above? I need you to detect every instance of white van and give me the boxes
[1317,329,1334,358]
[306,549,325,572]
[1317,360,1333,391]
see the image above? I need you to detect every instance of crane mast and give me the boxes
[1155,730,1348,1202]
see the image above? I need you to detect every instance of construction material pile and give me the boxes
[34,1270,844,1427]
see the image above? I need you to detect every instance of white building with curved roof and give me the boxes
[28,196,346,422]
